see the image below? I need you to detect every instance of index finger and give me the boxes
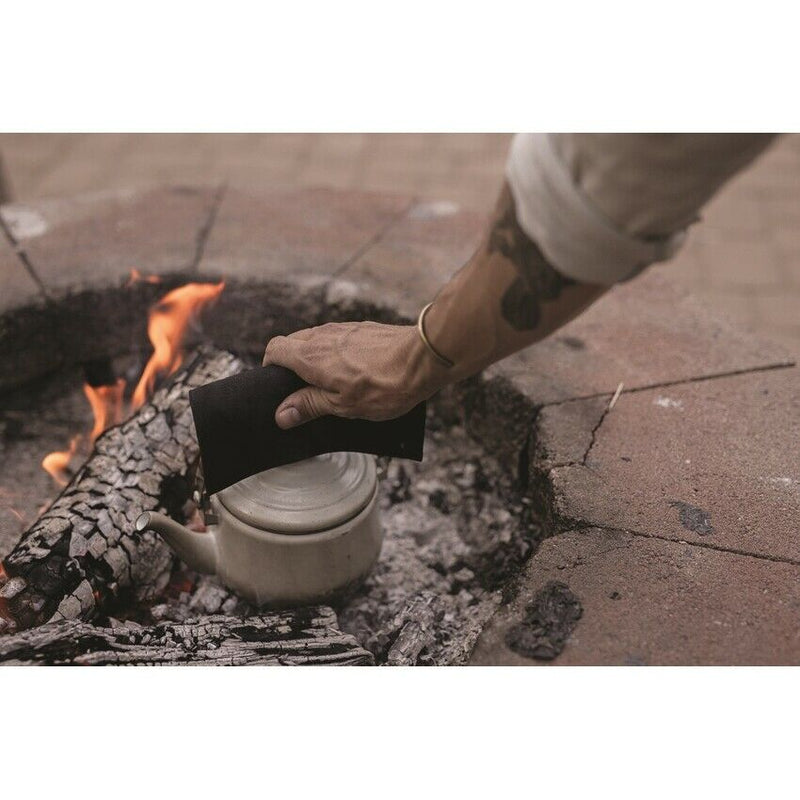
[261,334,323,386]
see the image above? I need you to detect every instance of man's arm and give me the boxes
[262,182,606,429]
[421,183,606,381]
[262,133,775,428]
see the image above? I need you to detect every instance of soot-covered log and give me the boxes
[0,346,244,633]
[0,607,374,665]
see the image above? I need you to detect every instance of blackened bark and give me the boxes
[0,346,243,633]
[0,607,374,665]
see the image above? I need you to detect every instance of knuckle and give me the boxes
[264,335,285,356]
[300,390,328,420]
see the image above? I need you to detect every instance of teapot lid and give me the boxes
[216,452,377,534]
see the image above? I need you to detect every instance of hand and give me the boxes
[262,321,444,429]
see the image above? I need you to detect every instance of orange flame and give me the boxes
[132,282,224,408]
[40,279,225,488]
[42,435,82,487]
[0,488,26,526]
[126,268,162,287]
[84,379,126,445]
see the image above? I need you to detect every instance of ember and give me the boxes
[125,268,162,287]
[0,489,25,525]
[40,279,225,486]
[41,434,81,486]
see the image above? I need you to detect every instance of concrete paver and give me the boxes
[2,133,795,347]
[0,186,219,294]
[543,366,800,563]
[489,268,794,407]
[340,200,484,318]
[200,186,411,283]
[0,228,42,312]
[470,527,800,665]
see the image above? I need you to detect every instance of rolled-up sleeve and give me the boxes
[505,133,776,285]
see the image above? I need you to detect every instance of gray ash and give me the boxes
[337,414,542,665]
[1,369,542,666]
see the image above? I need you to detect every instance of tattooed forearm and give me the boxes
[488,185,575,330]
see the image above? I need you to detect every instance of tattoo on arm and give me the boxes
[488,185,575,331]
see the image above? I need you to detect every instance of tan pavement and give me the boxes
[0,133,797,350]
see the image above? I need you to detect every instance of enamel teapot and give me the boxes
[136,452,382,607]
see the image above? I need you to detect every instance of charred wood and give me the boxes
[0,346,243,633]
[0,606,374,665]
[386,591,444,666]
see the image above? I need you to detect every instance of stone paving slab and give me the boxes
[470,527,800,665]
[540,366,800,563]
[338,199,484,318]
[491,266,795,407]
[0,227,42,312]
[2,133,799,345]
[0,186,219,294]
[199,186,412,284]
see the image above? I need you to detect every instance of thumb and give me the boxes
[275,387,336,429]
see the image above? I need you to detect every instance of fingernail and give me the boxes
[276,406,302,429]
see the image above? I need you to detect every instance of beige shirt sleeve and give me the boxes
[505,133,776,285]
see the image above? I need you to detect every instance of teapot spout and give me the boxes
[135,511,217,575]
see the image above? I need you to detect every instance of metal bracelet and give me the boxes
[416,302,455,369]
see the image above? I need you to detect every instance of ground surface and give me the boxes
[1,133,799,351]
[0,180,797,664]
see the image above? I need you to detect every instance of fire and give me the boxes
[132,282,225,408]
[41,279,225,487]
[42,435,82,487]
[84,379,126,444]
[126,268,162,287]
[0,488,26,526]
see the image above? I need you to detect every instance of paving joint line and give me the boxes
[188,182,227,273]
[534,360,797,411]
[333,196,416,278]
[560,520,800,568]
[0,209,50,301]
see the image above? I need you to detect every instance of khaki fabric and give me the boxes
[506,133,776,285]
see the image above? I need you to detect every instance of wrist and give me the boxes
[422,252,498,380]
[403,320,453,401]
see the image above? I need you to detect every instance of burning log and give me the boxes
[0,345,244,633]
[0,607,374,665]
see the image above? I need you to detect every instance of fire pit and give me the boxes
[0,269,540,665]
[4,183,793,666]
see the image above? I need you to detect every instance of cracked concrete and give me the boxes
[541,368,800,563]
[471,364,799,664]
[470,527,800,665]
